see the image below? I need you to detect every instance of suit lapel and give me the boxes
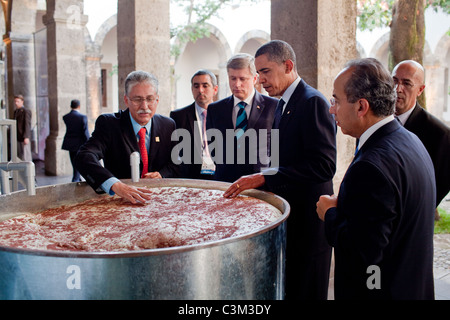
[248,92,264,128]
[186,103,197,136]
[121,109,139,152]
[278,80,305,128]
[223,96,235,129]
[403,103,422,129]
[149,116,161,166]
[189,104,203,160]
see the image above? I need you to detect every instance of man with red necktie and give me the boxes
[76,71,179,204]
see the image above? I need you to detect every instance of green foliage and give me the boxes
[427,0,450,14]
[357,0,395,31]
[170,0,261,58]
[357,0,449,35]
[435,208,450,234]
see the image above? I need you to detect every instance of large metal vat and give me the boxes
[0,179,289,300]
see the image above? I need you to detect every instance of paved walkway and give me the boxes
[14,161,450,300]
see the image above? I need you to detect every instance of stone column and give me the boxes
[43,0,88,176]
[117,0,171,115]
[271,0,357,189]
[3,0,38,148]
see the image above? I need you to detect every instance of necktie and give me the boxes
[354,138,359,156]
[138,127,148,178]
[273,99,285,129]
[201,110,209,155]
[235,101,248,140]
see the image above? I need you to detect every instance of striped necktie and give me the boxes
[235,101,248,140]
[138,127,148,178]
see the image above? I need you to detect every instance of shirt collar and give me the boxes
[396,104,416,125]
[130,114,151,136]
[233,89,256,107]
[195,103,207,118]
[358,115,395,150]
[281,76,301,105]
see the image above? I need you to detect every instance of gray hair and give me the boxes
[125,71,159,96]
[344,58,396,117]
[227,53,256,76]
[255,40,297,70]
[191,69,218,87]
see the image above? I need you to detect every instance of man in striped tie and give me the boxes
[206,53,278,183]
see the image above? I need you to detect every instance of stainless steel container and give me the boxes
[0,179,289,300]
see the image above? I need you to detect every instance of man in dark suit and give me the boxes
[225,41,337,300]
[62,99,90,182]
[75,71,179,204]
[392,60,450,208]
[207,53,278,183]
[317,58,436,299]
[170,69,218,179]
[13,94,32,162]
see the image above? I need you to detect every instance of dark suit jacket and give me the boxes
[170,103,206,179]
[325,120,436,300]
[264,79,336,253]
[62,110,90,152]
[75,109,179,193]
[13,107,31,142]
[404,104,450,205]
[262,79,336,299]
[206,91,278,182]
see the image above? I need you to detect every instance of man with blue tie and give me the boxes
[225,41,337,300]
[206,53,278,183]
[75,71,179,203]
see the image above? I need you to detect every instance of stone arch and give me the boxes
[369,31,433,69]
[369,32,390,67]
[94,14,117,50]
[433,32,450,123]
[356,41,366,58]
[173,23,232,109]
[93,14,118,112]
[234,30,270,54]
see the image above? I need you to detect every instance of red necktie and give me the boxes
[138,127,148,178]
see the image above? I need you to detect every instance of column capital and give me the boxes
[43,9,88,28]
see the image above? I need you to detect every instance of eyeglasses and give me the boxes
[128,96,158,106]
[330,97,336,106]
[393,79,415,89]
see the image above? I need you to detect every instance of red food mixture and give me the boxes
[0,187,282,252]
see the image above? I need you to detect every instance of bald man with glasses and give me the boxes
[392,60,450,209]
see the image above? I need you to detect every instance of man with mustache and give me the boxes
[170,69,218,179]
[76,71,179,203]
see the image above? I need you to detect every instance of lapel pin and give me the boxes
[287,111,291,115]
[155,137,160,142]
[257,105,261,110]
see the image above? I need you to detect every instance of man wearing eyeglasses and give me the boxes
[76,71,179,204]
[392,60,450,209]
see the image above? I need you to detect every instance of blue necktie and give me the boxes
[354,138,359,156]
[273,99,285,129]
[235,101,248,140]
